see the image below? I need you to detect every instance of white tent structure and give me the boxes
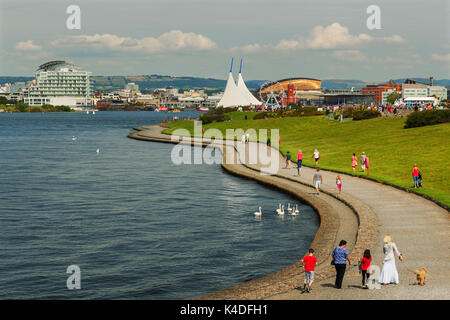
[237,59,261,105]
[217,58,256,108]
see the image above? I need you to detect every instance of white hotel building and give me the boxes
[24,61,93,109]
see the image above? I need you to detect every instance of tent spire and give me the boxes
[239,58,243,74]
[230,58,234,73]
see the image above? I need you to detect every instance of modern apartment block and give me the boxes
[24,61,93,108]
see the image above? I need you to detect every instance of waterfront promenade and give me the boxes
[129,125,450,300]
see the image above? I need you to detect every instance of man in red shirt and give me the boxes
[301,248,318,293]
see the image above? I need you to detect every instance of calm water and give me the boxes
[0,111,319,299]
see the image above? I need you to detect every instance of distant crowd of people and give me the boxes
[282,147,422,194]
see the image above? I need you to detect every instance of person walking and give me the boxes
[378,234,403,285]
[313,168,322,194]
[365,155,370,176]
[360,152,367,172]
[336,175,342,196]
[359,249,372,289]
[297,150,303,176]
[301,248,318,293]
[245,132,250,144]
[331,240,351,289]
[285,151,291,168]
[313,149,320,167]
[351,153,358,174]
[412,164,420,188]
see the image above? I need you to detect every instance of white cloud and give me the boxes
[305,23,373,49]
[382,35,407,43]
[331,50,368,62]
[259,23,407,52]
[51,30,217,53]
[230,43,264,53]
[14,40,42,51]
[431,53,450,62]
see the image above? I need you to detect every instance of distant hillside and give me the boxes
[0,75,448,92]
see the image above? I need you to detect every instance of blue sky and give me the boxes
[1,0,449,81]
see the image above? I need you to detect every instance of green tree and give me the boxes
[386,92,401,104]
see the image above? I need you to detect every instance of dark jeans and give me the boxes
[361,270,369,286]
[334,264,346,288]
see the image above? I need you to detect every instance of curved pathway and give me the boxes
[129,125,449,300]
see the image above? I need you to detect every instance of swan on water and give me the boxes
[276,203,283,215]
[293,204,300,215]
[287,203,293,213]
[277,205,285,215]
[96,148,100,154]
[254,206,262,217]
[72,136,78,141]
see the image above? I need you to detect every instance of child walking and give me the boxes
[301,248,318,293]
[351,153,357,174]
[336,175,343,196]
[359,249,372,289]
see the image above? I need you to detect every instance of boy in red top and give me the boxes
[360,249,372,288]
[301,248,318,293]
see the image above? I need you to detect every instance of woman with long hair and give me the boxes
[378,234,403,285]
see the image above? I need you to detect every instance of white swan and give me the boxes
[277,205,285,215]
[254,206,262,217]
[292,204,299,216]
[96,148,100,154]
[276,203,282,215]
[287,203,293,214]
[72,136,78,141]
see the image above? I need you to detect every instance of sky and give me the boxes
[0,0,449,82]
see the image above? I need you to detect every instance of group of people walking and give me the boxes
[352,152,369,176]
[301,234,404,293]
[285,149,422,192]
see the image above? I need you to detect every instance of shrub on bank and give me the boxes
[200,107,232,124]
[336,106,381,121]
[404,109,450,128]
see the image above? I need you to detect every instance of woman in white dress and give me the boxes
[379,234,403,285]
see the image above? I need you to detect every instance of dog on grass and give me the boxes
[413,267,427,286]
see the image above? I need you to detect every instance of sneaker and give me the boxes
[308,286,312,293]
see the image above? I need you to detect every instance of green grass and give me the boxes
[163,113,450,207]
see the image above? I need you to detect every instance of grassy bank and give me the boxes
[164,112,450,207]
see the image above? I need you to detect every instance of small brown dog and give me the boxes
[413,267,427,286]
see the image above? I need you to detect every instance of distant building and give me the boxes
[322,89,375,106]
[0,83,11,95]
[361,81,402,104]
[125,82,139,91]
[428,86,447,102]
[401,83,428,99]
[24,61,93,108]
[363,77,447,105]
